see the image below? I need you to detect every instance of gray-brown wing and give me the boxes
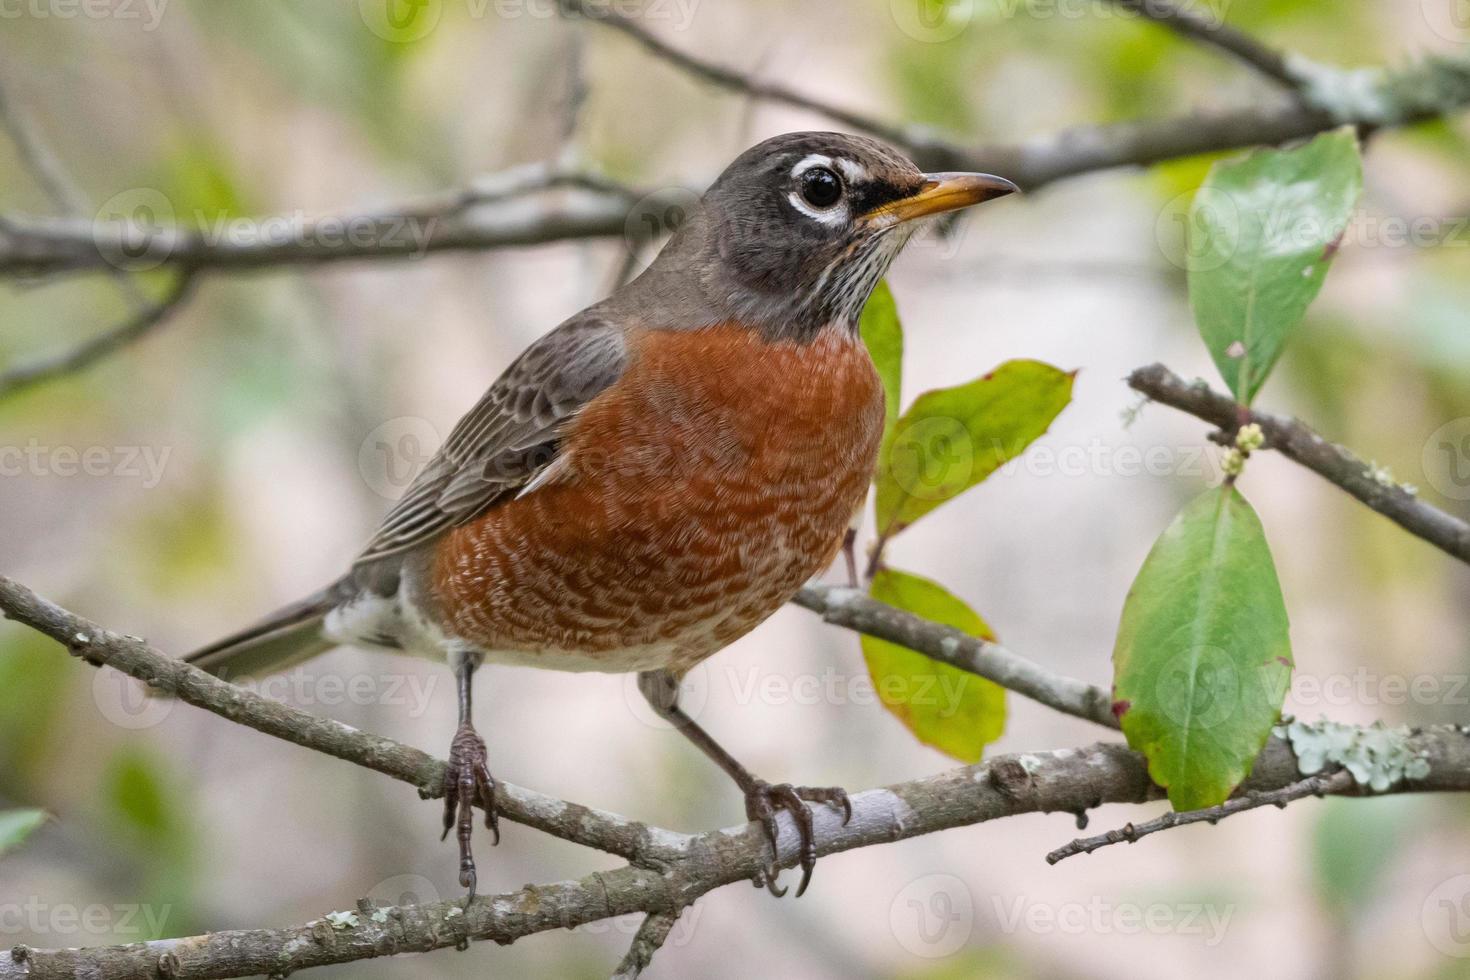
[354,314,628,567]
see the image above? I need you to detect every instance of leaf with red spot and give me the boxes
[1111,486,1293,810]
[1187,126,1362,404]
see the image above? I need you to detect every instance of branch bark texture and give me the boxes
[3,577,1468,977]
[1129,363,1470,565]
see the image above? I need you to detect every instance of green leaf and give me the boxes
[1111,487,1293,810]
[1188,127,1363,404]
[874,360,1073,536]
[862,569,1007,763]
[859,279,903,447]
[0,809,46,856]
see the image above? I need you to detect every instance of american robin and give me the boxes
[186,131,1017,898]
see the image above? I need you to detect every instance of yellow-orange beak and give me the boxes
[860,172,1020,227]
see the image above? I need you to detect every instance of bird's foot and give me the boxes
[441,723,499,903]
[743,780,852,898]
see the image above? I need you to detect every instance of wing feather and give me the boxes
[354,314,628,566]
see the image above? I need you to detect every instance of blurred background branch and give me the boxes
[1102,0,1299,88]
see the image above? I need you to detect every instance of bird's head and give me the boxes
[638,131,1017,340]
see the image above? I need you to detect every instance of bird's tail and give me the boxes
[185,580,347,679]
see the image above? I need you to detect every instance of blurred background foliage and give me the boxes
[2,1,1469,977]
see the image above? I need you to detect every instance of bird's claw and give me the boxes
[441,723,499,903]
[743,780,851,898]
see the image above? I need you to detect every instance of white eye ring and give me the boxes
[787,190,847,225]
[788,155,849,225]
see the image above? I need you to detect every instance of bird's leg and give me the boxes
[441,652,498,903]
[637,669,851,898]
[840,527,860,588]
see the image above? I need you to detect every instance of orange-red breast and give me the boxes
[186,131,1017,898]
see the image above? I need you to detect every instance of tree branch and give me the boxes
[2,576,1467,977]
[6,731,1466,980]
[0,179,639,278]
[0,576,686,866]
[555,0,939,154]
[3,54,1466,278]
[792,584,1118,729]
[1104,0,1299,88]
[0,272,197,399]
[610,910,681,980]
[0,73,152,308]
[1128,363,1470,566]
[1045,768,1355,864]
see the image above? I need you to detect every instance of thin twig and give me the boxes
[1104,0,1299,88]
[610,910,681,980]
[0,272,198,399]
[556,0,939,156]
[793,584,1119,729]
[0,70,151,308]
[1128,363,1470,566]
[0,74,91,219]
[1046,769,1355,864]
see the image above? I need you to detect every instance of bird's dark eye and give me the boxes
[799,167,843,209]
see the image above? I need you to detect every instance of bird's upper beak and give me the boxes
[860,172,1020,227]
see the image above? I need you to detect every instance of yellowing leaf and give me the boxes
[862,569,1007,763]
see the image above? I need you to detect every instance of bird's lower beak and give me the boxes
[860,172,1020,227]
